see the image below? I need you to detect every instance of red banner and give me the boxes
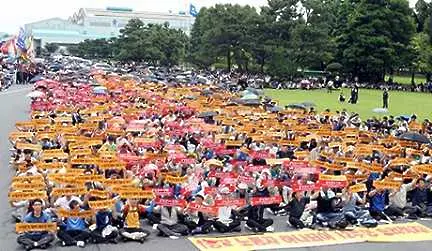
[250,196,282,206]
[154,198,187,208]
[188,202,218,215]
[214,198,246,207]
[292,183,320,192]
[239,176,255,185]
[245,165,269,172]
[152,188,173,197]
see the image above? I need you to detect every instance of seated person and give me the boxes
[341,186,376,227]
[385,178,417,219]
[155,203,189,239]
[409,178,432,218]
[91,208,119,244]
[212,187,242,233]
[119,199,150,243]
[17,199,55,250]
[57,200,91,248]
[368,187,391,222]
[245,187,274,232]
[184,193,215,235]
[288,191,310,229]
[314,187,347,229]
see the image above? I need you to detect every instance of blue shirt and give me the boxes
[24,211,51,223]
[370,192,386,212]
[23,211,52,238]
[95,211,112,230]
[64,217,86,231]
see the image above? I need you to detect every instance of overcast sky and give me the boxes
[0,0,420,34]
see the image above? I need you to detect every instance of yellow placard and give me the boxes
[88,199,115,210]
[103,178,133,187]
[97,161,126,170]
[88,189,108,198]
[319,174,347,182]
[12,175,44,183]
[16,223,57,233]
[51,187,87,196]
[116,188,154,199]
[413,164,432,175]
[57,209,93,218]
[12,181,46,190]
[165,175,188,184]
[349,183,367,193]
[70,158,97,165]
[16,143,42,151]
[9,191,47,201]
[373,180,402,190]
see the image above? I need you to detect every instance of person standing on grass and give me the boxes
[383,88,389,108]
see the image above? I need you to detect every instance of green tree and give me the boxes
[114,19,188,65]
[190,4,261,71]
[410,32,432,81]
[336,0,415,82]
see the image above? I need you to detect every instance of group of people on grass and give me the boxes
[9,72,432,251]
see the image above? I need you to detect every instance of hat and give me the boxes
[219,186,230,194]
[195,190,205,199]
[237,183,248,190]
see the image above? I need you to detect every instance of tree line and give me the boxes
[67,0,432,83]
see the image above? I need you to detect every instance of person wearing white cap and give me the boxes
[213,187,241,233]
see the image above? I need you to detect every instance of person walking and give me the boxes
[383,88,389,108]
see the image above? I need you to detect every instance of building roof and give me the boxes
[70,7,194,24]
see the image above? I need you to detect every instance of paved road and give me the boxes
[0,86,431,251]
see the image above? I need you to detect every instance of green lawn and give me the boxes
[265,88,432,120]
[384,74,426,85]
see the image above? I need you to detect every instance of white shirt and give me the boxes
[54,196,83,210]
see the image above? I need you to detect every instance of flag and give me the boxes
[189,3,198,17]
[16,27,26,52]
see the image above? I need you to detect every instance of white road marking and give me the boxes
[0,87,33,96]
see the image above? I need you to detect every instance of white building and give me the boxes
[24,7,195,54]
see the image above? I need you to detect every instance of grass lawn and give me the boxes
[384,74,426,85]
[265,88,432,120]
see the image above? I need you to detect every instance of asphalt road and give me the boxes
[0,85,431,251]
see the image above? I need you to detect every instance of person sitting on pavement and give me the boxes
[16,199,56,251]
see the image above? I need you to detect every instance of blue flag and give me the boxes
[189,3,198,17]
[16,27,26,51]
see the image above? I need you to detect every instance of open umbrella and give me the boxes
[373,108,388,114]
[93,86,107,94]
[301,101,316,107]
[26,91,45,98]
[398,132,431,144]
[270,106,283,112]
[241,93,259,100]
[197,111,218,118]
[29,75,45,83]
[240,99,261,106]
[287,103,307,110]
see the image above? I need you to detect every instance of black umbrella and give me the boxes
[398,132,431,144]
[198,111,218,118]
[240,99,261,106]
[301,101,316,107]
[29,75,45,83]
[287,103,307,110]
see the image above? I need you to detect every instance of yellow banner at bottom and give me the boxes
[189,223,432,251]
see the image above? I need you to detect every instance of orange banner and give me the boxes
[189,223,432,251]
[16,223,57,233]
